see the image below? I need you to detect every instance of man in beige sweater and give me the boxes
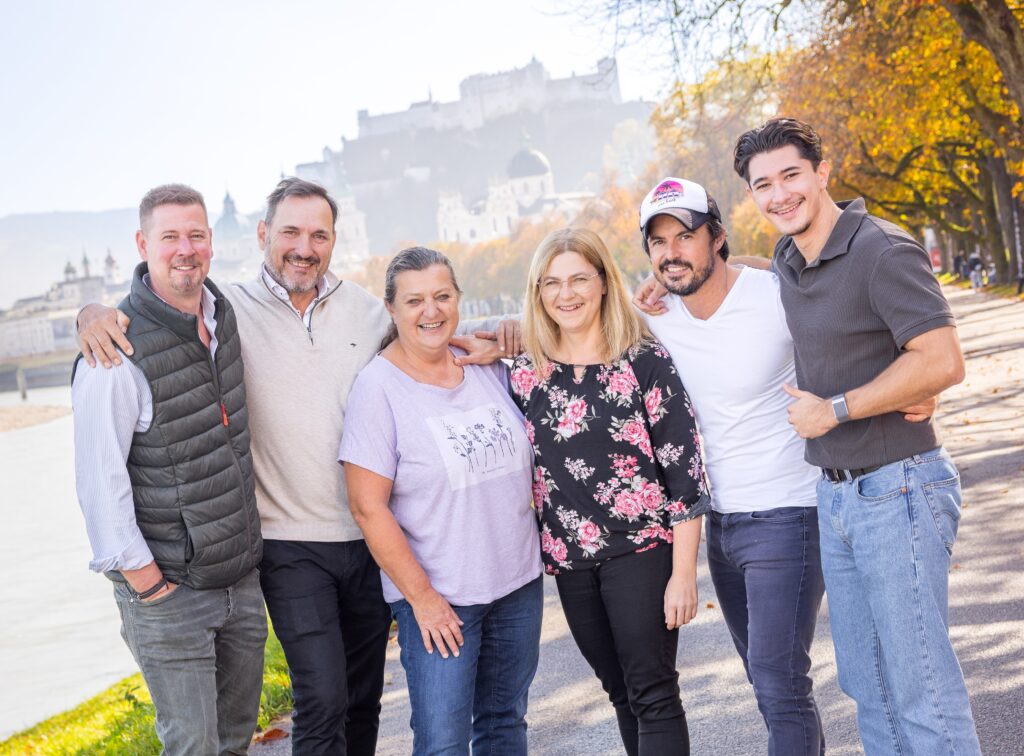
[78,178,517,756]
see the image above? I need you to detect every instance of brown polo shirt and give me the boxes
[772,198,956,469]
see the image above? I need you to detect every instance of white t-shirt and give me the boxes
[642,267,818,513]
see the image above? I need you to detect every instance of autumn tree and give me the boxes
[651,53,780,221]
[581,0,1024,280]
[579,0,1024,130]
[776,1,1023,280]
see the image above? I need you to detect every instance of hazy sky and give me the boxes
[2,1,673,218]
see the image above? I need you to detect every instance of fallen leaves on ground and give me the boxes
[255,728,289,743]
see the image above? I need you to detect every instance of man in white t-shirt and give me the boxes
[636,178,826,755]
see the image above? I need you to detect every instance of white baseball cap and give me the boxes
[639,177,722,234]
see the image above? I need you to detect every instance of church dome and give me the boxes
[213,192,251,240]
[507,148,551,179]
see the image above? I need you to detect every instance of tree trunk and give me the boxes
[936,227,954,274]
[978,174,1011,283]
[941,0,1024,139]
[987,156,1018,284]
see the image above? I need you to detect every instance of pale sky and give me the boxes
[1,0,674,218]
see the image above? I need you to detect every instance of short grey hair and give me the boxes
[381,246,461,348]
[139,184,207,231]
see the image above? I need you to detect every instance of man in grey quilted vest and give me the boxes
[72,184,266,755]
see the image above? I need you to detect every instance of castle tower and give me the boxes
[104,248,121,284]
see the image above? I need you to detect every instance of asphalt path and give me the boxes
[253,285,1024,755]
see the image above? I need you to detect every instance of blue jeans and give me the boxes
[391,576,543,756]
[817,447,980,755]
[706,506,825,756]
[113,568,267,755]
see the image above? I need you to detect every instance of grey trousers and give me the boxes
[113,568,268,756]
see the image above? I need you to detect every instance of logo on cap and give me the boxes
[652,180,685,206]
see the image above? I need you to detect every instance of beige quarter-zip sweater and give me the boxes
[226,271,390,542]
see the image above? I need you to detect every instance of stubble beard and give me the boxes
[656,248,717,297]
[266,252,321,294]
[168,256,204,295]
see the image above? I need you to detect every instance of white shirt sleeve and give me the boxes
[72,357,155,573]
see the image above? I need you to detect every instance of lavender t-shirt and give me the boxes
[339,353,542,605]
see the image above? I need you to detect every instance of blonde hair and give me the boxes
[522,227,650,374]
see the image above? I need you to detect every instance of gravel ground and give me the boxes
[0,405,69,433]
[252,285,1024,756]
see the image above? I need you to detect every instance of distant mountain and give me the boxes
[0,209,139,309]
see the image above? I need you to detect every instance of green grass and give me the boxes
[0,625,292,756]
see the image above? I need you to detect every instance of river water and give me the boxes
[0,386,137,740]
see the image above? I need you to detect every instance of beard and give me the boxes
[654,247,717,297]
[266,252,322,294]
[168,255,204,294]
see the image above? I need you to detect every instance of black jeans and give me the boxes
[555,546,689,756]
[260,539,392,756]
[706,507,825,756]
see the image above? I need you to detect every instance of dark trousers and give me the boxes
[260,539,392,756]
[706,507,825,756]
[555,546,689,756]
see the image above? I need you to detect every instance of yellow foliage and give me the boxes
[728,200,779,258]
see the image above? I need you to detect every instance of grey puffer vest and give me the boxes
[96,263,261,589]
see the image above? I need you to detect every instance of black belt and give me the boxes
[822,465,883,483]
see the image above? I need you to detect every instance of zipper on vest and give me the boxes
[221,401,229,426]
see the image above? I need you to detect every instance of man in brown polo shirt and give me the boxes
[733,117,980,755]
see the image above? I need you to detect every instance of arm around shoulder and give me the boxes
[77,303,133,368]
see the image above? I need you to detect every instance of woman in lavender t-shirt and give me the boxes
[339,247,542,755]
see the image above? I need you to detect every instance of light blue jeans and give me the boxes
[391,576,543,756]
[816,447,980,755]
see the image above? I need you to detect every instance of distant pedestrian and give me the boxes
[734,117,980,755]
[72,184,266,755]
[967,251,984,291]
[953,251,966,278]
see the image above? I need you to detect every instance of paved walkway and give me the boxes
[253,285,1024,755]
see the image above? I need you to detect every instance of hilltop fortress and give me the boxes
[293,57,652,260]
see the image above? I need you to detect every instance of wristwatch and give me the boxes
[831,394,851,423]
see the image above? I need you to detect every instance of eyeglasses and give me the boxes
[538,272,603,297]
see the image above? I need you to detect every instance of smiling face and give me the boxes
[386,263,461,354]
[258,195,336,299]
[136,202,212,310]
[646,215,723,297]
[539,251,606,338]
[746,144,831,239]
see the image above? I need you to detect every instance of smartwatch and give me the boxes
[831,394,851,423]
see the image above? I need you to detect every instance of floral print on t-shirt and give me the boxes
[511,340,710,573]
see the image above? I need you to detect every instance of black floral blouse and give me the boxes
[510,340,710,574]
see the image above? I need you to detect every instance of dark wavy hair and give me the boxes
[733,118,823,183]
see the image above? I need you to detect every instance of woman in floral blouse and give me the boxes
[511,228,710,756]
